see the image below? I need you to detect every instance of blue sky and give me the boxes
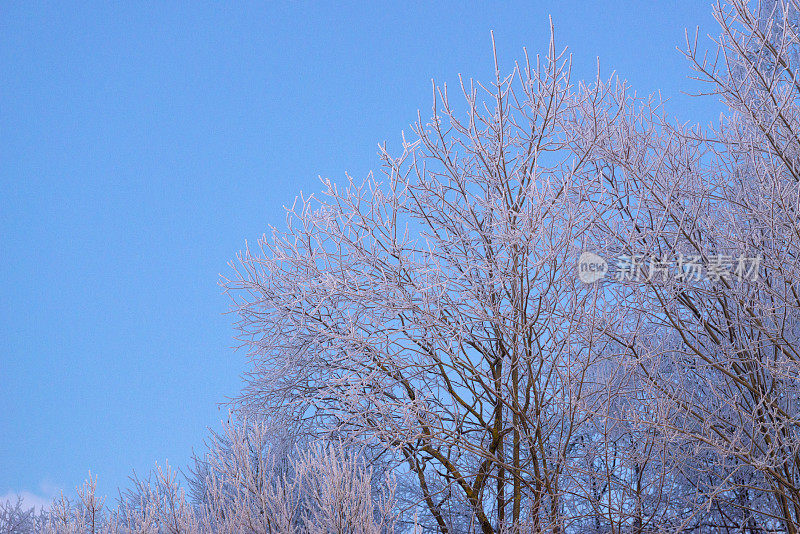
[1,2,722,503]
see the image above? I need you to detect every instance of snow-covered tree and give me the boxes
[224,2,800,532]
[564,1,800,531]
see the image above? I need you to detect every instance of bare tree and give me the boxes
[0,497,37,534]
[562,1,800,532]
[37,475,112,534]
[222,25,661,532]
[116,462,198,534]
[33,418,395,534]
[223,2,800,532]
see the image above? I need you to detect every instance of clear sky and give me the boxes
[1,2,722,504]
